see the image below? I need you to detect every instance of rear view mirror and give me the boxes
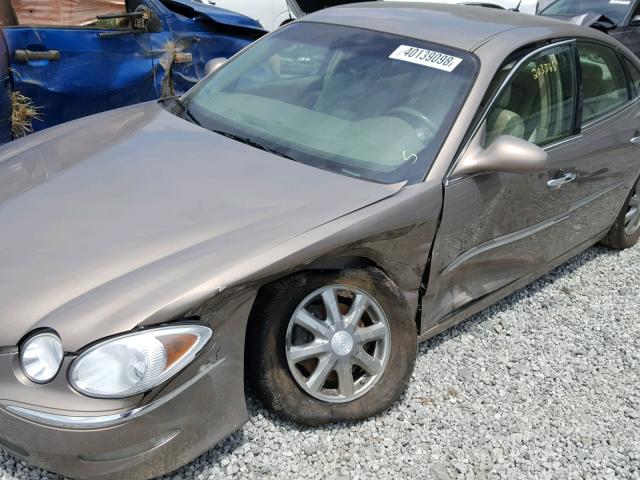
[205,58,227,76]
[454,125,548,176]
[631,14,640,26]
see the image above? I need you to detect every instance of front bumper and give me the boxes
[0,355,248,480]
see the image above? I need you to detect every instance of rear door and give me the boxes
[566,41,640,239]
[1,5,156,134]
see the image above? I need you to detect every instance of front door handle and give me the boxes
[630,136,640,145]
[15,49,60,63]
[547,171,576,189]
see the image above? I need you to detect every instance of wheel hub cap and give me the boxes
[285,285,391,403]
[331,331,354,356]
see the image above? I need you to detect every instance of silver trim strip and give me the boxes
[543,134,583,151]
[5,359,224,429]
[582,95,640,130]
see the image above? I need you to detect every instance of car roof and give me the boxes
[301,2,607,52]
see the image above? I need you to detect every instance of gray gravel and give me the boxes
[2,244,639,480]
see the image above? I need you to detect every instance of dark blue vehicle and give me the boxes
[0,0,266,144]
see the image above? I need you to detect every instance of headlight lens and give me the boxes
[20,332,64,384]
[69,325,212,398]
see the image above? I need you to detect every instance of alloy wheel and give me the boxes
[285,285,391,403]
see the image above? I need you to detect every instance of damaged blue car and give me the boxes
[0,0,266,143]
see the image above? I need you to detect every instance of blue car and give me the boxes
[0,0,266,144]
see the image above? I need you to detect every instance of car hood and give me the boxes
[284,0,377,18]
[0,102,402,350]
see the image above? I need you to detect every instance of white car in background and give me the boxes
[198,0,295,30]
[384,0,538,14]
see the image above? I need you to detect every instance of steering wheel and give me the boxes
[386,106,438,142]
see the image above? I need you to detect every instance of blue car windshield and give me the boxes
[182,23,477,184]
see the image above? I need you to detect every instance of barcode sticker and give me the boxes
[389,45,463,72]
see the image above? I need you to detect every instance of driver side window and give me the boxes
[485,45,576,147]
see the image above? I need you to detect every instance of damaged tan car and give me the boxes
[1,2,640,479]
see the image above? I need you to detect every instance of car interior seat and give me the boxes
[581,60,605,121]
[485,84,525,145]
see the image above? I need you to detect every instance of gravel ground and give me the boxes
[1,244,639,480]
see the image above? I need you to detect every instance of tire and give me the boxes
[247,267,417,426]
[601,177,640,250]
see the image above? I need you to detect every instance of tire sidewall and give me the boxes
[609,178,640,249]
[249,268,417,426]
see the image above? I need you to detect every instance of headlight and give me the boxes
[69,325,212,398]
[20,332,64,384]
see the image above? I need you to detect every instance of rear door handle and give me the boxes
[547,171,576,189]
[15,49,60,63]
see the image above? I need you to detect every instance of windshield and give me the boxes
[181,23,477,184]
[541,0,629,24]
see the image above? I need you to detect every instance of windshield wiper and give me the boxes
[211,129,296,161]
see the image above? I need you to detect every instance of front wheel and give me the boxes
[601,177,640,250]
[247,268,417,426]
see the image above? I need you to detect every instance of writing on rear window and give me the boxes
[389,45,463,72]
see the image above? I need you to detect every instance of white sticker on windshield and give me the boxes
[389,45,463,72]
[610,0,630,4]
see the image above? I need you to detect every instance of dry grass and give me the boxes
[11,91,42,138]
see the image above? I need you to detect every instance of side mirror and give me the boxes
[205,57,227,76]
[631,14,640,26]
[454,125,548,176]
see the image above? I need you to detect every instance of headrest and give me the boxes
[582,61,604,97]
[496,84,512,108]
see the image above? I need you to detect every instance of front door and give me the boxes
[1,5,156,135]
[422,42,584,327]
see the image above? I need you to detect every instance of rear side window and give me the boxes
[485,44,576,147]
[623,57,640,98]
[577,42,629,123]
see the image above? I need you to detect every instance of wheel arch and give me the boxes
[246,251,424,339]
